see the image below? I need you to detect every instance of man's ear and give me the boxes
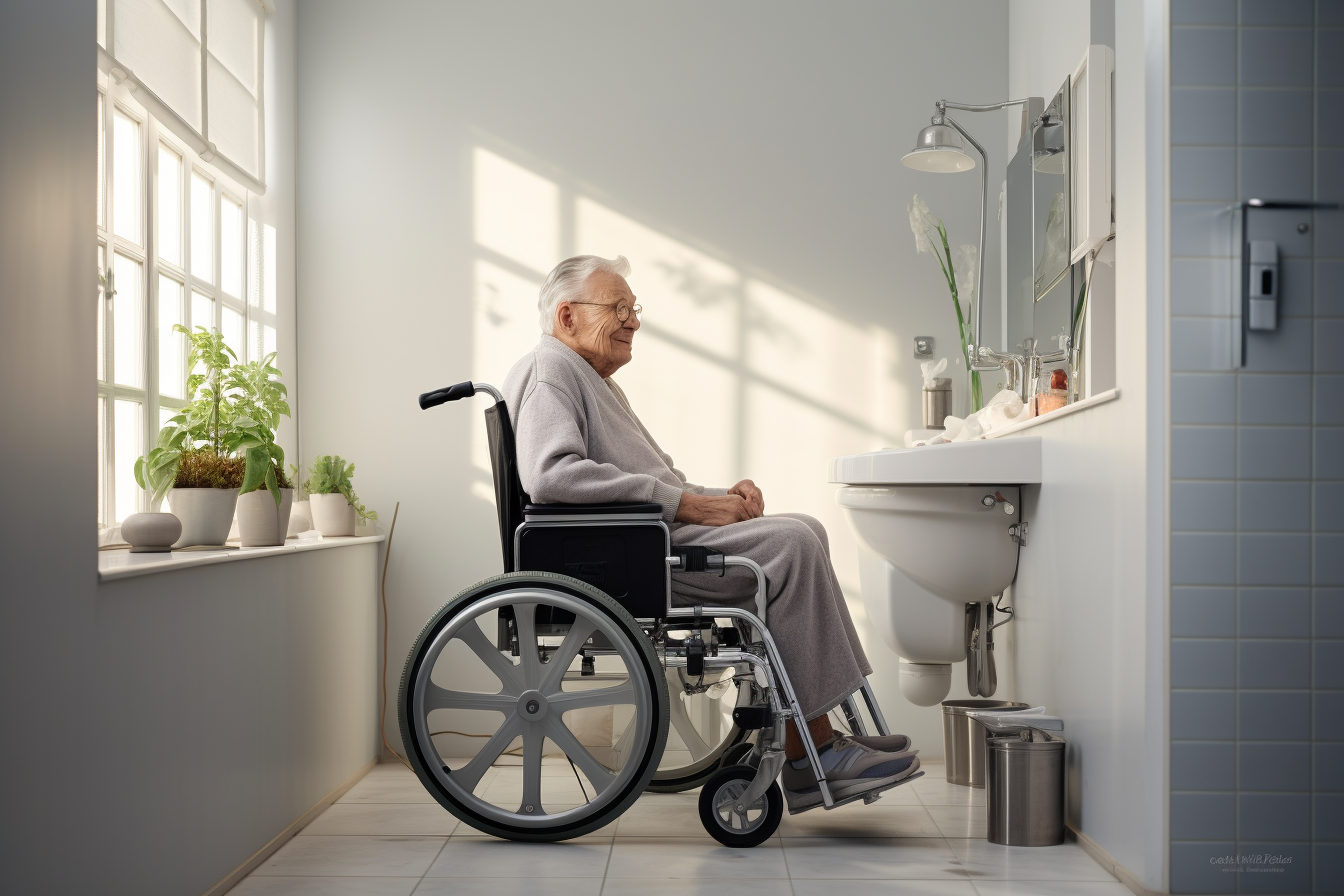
[555,302,573,333]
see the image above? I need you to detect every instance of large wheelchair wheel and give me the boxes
[646,666,750,793]
[399,571,668,841]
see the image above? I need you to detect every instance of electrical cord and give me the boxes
[379,502,414,771]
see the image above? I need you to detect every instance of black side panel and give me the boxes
[518,525,667,619]
[484,403,529,572]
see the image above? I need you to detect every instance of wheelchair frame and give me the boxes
[403,380,916,845]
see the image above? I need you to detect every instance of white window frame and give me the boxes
[97,71,259,529]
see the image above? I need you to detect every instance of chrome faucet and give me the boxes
[971,337,1070,405]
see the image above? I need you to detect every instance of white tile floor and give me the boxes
[230,759,1129,896]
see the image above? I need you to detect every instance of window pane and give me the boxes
[97,244,106,381]
[263,323,276,358]
[112,109,141,243]
[222,305,244,362]
[191,172,213,281]
[112,253,143,388]
[221,196,243,297]
[159,405,177,430]
[114,398,143,523]
[192,291,215,335]
[158,275,185,399]
[98,395,106,526]
[158,145,183,267]
[97,93,104,228]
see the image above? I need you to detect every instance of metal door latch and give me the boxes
[1008,521,1029,546]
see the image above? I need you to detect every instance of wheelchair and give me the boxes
[399,381,920,847]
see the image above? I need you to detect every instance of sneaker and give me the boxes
[778,733,920,812]
[850,733,913,753]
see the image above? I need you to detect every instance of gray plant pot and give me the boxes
[236,488,295,547]
[169,488,239,548]
[122,512,182,553]
[310,493,356,536]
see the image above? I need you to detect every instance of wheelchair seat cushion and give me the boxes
[524,502,664,516]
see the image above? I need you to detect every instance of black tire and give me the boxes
[399,571,668,841]
[698,764,783,848]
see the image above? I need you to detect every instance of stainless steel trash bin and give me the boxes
[985,729,1066,846]
[941,700,1030,786]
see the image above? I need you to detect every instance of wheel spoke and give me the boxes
[457,621,522,694]
[539,617,597,694]
[512,603,541,685]
[423,683,514,713]
[544,716,618,795]
[450,714,522,792]
[667,686,714,760]
[549,683,634,713]
[518,723,544,816]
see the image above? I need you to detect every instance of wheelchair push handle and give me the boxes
[418,381,503,409]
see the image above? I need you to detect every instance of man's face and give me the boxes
[564,271,640,376]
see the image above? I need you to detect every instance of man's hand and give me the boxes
[729,479,765,518]
[674,491,755,527]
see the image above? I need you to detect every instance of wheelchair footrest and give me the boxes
[786,770,925,816]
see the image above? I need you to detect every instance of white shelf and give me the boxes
[99,533,386,582]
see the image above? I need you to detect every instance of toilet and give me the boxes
[829,438,1042,705]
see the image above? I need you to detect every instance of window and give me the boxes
[96,74,274,528]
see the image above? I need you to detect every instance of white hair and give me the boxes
[538,254,632,334]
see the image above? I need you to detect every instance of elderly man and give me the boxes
[503,255,918,809]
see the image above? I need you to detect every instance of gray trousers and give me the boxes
[670,513,872,720]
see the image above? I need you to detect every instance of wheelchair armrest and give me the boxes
[522,502,664,521]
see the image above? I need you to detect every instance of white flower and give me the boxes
[907,194,938,254]
[955,243,978,309]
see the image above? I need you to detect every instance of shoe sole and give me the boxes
[783,755,921,813]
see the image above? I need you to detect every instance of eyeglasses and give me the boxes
[570,300,643,323]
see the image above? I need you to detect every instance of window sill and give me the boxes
[98,533,386,582]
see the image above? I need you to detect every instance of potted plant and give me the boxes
[286,463,313,536]
[152,325,243,548]
[226,352,293,546]
[305,455,377,537]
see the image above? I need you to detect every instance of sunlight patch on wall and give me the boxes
[576,197,739,360]
[470,258,545,483]
[745,279,903,439]
[473,147,559,275]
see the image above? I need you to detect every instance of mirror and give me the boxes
[1004,79,1075,357]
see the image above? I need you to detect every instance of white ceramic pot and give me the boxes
[236,488,295,547]
[169,488,239,548]
[310,492,356,536]
[121,512,183,553]
[288,499,312,536]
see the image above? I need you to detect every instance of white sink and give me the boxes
[828,437,1042,485]
[828,436,1041,706]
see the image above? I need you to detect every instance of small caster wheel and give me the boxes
[698,764,782,848]
[720,741,756,770]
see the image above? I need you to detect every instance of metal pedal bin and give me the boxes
[967,708,1066,847]
[940,699,1030,787]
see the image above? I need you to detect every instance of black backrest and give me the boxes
[483,401,529,572]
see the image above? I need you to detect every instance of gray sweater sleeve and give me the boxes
[515,381,686,520]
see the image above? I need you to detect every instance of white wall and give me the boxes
[296,0,1013,760]
[0,4,381,894]
[1000,0,1168,892]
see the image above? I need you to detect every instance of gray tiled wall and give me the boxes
[1170,1,1344,893]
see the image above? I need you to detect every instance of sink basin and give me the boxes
[828,437,1042,485]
